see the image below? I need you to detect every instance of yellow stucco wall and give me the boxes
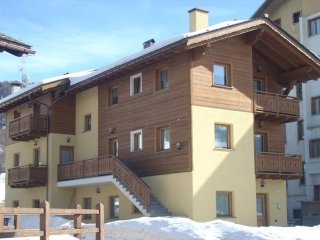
[143,172,194,218]
[75,86,98,161]
[191,105,257,225]
[256,179,288,226]
[5,137,47,207]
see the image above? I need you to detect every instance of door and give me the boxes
[256,194,267,226]
[108,138,118,157]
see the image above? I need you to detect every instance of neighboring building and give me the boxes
[1,9,320,226]
[253,0,320,225]
[0,33,35,57]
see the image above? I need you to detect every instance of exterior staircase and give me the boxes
[113,176,171,217]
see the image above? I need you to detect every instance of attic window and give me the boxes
[130,73,142,96]
[293,12,301,24]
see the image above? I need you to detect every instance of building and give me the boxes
[0,33,35,57]
[1,9,320,226]
[252,0,320,225]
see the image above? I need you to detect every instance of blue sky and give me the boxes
[0,0,264,83]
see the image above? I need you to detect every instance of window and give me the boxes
[34,148,40,166]
[130,73,142,96]
[309,17,320,36]
[213,63,230,86]
[60,146,74,164]
[215,124,231,149]
[130,129,142,152]
[310,139,320,158]
[255,133,267,153]
[83,197,92,220]
[314,185,320,201]
[33,199,40,208]
[108,87,118,106]
[274,18,281,27]
[13,111,20,119]
[110,196,119,218]
[254,79,265,91]
[216,192,232,217]
[296,82,303,100]
[297,120,304,140]
[311,97,320,115]
[33,103,41,115]
[84,114,91,132]
[157,126,170,151]
[292,12,301,24]
[14,153,20,167]
[300,161,305,185]
[157,69,169,90]
[12,200,20,207]
[108,137,119,157]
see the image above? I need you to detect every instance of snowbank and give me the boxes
[0,173,5,204]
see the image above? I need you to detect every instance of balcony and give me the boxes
[8,164,47,188]
[254,91,299,123]
[9,114,48,141]
[301,201,320,215]
[255,152,302,180]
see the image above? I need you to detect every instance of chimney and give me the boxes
[143,39,155,49]
[188,8,209,32]
[10,81,22,94]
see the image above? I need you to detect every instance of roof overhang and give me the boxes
[0,38,35,57]
[251,0,286,19]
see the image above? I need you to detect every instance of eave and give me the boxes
[0,39,35,56]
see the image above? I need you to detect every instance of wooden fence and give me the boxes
[0,201,104,240]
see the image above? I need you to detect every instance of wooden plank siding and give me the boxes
[98,52,192,177]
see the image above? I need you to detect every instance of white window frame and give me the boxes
[130,73,142,96]
[130,129,143,152]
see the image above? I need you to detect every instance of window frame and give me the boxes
[34,148,40,166]
[14,153,20,167]
[84,114,92,132]
[212,63,231,87]
[309,17,320,37]
[214,124,231,149]
[108,86,118,106]
[83,197,92,220]
[292,11,301,24]
[310,139,320,158]
[253,78,266,92]
[33,103,41,115]
[255,132,268,153]
[311,96,320,115]
[216,191,233,217]
[33,199,40,208]
[156,68,169,91]
[108,137,119,157]
[110,196,120,219]
[59,146,74,164]
[156,125,170,152]
[130,73,142,96]
[12,200,20,207]
[130,129,143,152]
[297,120,304,140]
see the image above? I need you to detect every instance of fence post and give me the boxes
[96,203,104,240]
[40,201,50,240]
[74,204,82,239]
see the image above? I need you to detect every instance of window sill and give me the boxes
[211,85,233,90]
[154,88,169,94]
[130,149,143,153]
[213,147,234,151]
[108,103,119,108]
[216,215,235,218]
[156,149,171,153]
[130,92,143,97]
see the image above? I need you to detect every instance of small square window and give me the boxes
[310,139,320,158]
[130,129,143,152]
[311,97,320,115]
[84,114,91,132]
[83,197,92,220]
[109,87,118,106]
[33,199,40,208]
[110,196,120,218]
[309,17,320,36]
[253,78,265,91]
[216,192,232,217]
[14,153,20,167]
[130,73,142,96]
[13,200,20,207]
[293,12,301,24]
[157,69,169,90]
[213,63,230,87]
[157,126,170,151]
[215,124,231,149]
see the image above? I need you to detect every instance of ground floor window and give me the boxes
[216,191,232,217]
[83,197,92,220]
[33,199,40,208]
[110,196,120,218]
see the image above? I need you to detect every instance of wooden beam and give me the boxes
[279,66,313,83]
[245,29,265,45]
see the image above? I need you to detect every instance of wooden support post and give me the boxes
[74,204,82,239]
[14,215,21,230]
[96,203,104,240]
[40,201,50,240]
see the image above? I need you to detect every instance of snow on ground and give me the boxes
[2,215,320,240]
[0,173,5,204]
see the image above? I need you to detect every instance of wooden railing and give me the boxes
[255,152,302,179]
[301,201,320,215]
[58,156,151,210]
[0,201,104,240]
[8,165,47,188]
[254,91,299,116]
[9,114,48,140]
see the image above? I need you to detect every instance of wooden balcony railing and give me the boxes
[58,156,151,210]
[254,91,299,123]
[301,201,320,215]
[255,152,302,179]
[9,114,48,141]
[8,164,47,188]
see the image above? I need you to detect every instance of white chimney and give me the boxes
[10,81,22,94]
[188,8,209,32]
